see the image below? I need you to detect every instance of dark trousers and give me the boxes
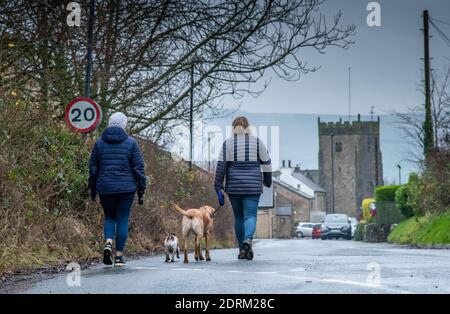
[99,192,135,252]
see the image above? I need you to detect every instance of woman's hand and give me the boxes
[217,189,225,206]
[137,190,145,205]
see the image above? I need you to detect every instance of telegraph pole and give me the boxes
[423,10,434,159]
[348,67,352,122]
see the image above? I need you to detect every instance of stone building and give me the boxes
[256,165,327,238]
[318,115,383,217]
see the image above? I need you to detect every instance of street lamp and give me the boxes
[206,130,222,172]
[397,164,402,185]
[188,54,204,171]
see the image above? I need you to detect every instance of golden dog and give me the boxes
[172,202,215,263]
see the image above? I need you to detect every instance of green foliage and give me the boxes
[388,211,450,245]
[375,201,406,225]
[374,185,400,202]
[353,224,365,241]
[395,173,420,219]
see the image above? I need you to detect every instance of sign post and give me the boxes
[65,97,102,133]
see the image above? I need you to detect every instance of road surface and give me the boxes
[22,239,450,294]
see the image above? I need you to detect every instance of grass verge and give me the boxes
[388,211,450,245]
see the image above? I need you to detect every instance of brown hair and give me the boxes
[232,116,250,134]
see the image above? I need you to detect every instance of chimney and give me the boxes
[288,160,292,168]
[294,164,300,172]
[282,160,285,168]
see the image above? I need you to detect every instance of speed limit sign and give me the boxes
[65,97,102,133]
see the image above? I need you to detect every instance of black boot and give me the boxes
[242,239,253,260]
[238,249,247,259]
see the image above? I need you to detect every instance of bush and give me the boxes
[375,201,406,224]
[375,185,400,202]
[419,151,450,214]
[395,185,414,218]
[353,224,365,241]
[395,173,420,219]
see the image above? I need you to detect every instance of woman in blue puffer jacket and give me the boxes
[89,112,146,267]
[214,116,272,260]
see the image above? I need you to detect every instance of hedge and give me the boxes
[374,201,406,225]
[353,224,365,241]
[375,185,400,202]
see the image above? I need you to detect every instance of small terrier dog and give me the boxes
[164,233,180,263]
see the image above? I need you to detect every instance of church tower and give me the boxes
[318,115,383,216]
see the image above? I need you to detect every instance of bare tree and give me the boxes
[1,0,355,142]
[395,67,450,162]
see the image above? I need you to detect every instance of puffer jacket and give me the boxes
[214,133,272,195]
[88,126,146,195]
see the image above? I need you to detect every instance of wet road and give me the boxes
[22,239,450,294]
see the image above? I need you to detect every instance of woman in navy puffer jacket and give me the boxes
[214,116,272,261]
[89,112,146,267]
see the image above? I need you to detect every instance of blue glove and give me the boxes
[217,190,225,206]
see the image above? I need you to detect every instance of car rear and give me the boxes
[312,224,321,239]
[321,214,352,240]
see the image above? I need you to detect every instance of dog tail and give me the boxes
[172,202,195,218]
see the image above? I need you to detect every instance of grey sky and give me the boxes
[224,0,450,115]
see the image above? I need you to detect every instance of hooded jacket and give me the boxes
[88,126,146,195]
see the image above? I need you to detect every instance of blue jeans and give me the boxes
[228,194,260,249]
[99,192,135,252]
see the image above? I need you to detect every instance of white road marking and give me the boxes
[273,273,410,294]
[290,268,306,272]
[173,268,204,271]
[131,266,159,270]
[254,271,277,275]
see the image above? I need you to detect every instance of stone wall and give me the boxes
[274,182,312,223]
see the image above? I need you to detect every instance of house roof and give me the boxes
[274,167,318,199]
[299,169,320,185]
[274,179,314,200]
[292,170,325,193]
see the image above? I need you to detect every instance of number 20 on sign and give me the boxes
[65,97,102,133]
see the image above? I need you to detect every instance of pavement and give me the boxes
[21,239,450,294]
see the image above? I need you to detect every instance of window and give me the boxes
[335,142,342,152]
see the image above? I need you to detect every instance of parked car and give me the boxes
[295,222,315,238]
[321,214,352,240]
[349,217,358,238]
[312,224,322,239]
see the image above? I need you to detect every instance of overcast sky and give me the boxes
[224,0,450,116]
